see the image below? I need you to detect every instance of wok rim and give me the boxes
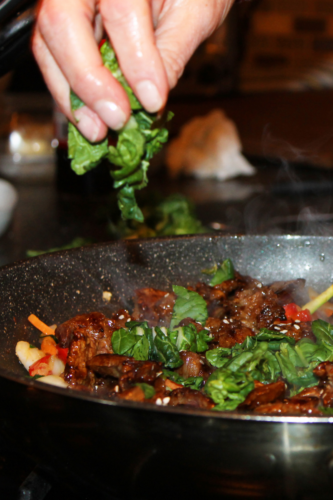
[2,233,333,425]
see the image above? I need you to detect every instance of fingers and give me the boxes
[100,0,168,113]
[32,28,108,142]
[155,0,235,89]
[34,0,131,136]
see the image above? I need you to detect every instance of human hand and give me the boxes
[33,0,234,142]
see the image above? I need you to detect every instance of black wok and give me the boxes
[1,234,333,500]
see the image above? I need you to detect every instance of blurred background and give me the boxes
[1,0,333,267]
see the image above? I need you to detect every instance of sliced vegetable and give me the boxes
[170,286,208,329]
[302,284,333,314]
[41,336,58,356]
[210,259,234,286]
[28,314,58,337]
[283,303,312,322]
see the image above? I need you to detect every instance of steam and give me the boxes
[241,125,333,236]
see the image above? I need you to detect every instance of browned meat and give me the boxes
[87,354,130,378]
[168,387,215,409]
[176,351,203,379]
[56,312,113,348]
[116,386,145,402]
[254,397,321,415]
[313,361,333,407]
[230,283,286,331]
[177,318,204,332]
[239,381,286,410]
[132,288,175,326]
[296,386,322,399]
[268,279,305,305]
[87,353,163,391]
[205,317,254,348]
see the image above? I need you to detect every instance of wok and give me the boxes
[1,234,333,500]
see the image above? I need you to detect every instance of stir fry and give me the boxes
[16,259,333,415]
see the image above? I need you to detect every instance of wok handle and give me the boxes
[0,0,37,77]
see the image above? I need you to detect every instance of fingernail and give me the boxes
[135,80,163,113]
[74,107,100,142]
[94,100,127,130]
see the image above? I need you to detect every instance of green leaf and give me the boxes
[132,335,149,361]
[70,90,85,111]
[205,367,254,409]
[117,184,144,222]
[162,369,203,390]
[68,122,108,175]
[210,259,234,286]
[170,286,208,329]
[206,347,231,368]
[153,327,182,369]
[109,128,145,172]
[196,329,212,352]
[111,328,137,355]
[312,319,333,345]
[135,383,155,399]
[318,407,333,415]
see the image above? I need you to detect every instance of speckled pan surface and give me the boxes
[0,234,333,420]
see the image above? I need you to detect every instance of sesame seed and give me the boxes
[223,319,229,324]
[163,397,170,405]
[114,386,119,393]
[295,320,300,323]
[118,315,124,320]
[165,293,169,297]
[157,372,163,377]
[257,283,262,288]
[274,327,281,330]
[204,327,210,331]
[281,330,288,333]
[197,322,202,325]
[156,398,162,405]
[294,324,300,330]
[230,319,233,323]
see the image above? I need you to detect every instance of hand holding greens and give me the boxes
[68,41,173,222]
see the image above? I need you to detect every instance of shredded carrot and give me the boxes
[165,379,183,390]
[28,314,57,337]
[41,336,58,355]
[324,308,333,318]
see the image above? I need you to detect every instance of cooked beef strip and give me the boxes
[254,397,321,415]
[239,381,286,410]
[56,310,132,386]
[175,351,213,380]
[168,387,215,409]
[87,353,163,391]
[132,288,175,327]
[313,361,333,407]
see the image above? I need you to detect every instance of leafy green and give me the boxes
[162,369,204,390]
[111,322,182,368]
[210,259,235,286]
[135,383,156,399]
[110,193,209,239]
[68,41,173,222]
[170,324,212,353]
[170,286,208,329]
[111,328,137,355]
[26,237,91,257]
[153,327,182,369]
[206,347,231,368]
[205,367,254,411]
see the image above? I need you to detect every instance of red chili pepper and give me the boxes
[57,347,69,364]
[283,303,312,322]
[98,38,107,49]
[29,355,52,377]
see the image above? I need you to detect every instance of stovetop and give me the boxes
[0,432,115,500]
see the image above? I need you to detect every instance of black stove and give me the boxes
[0,431,115,500]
